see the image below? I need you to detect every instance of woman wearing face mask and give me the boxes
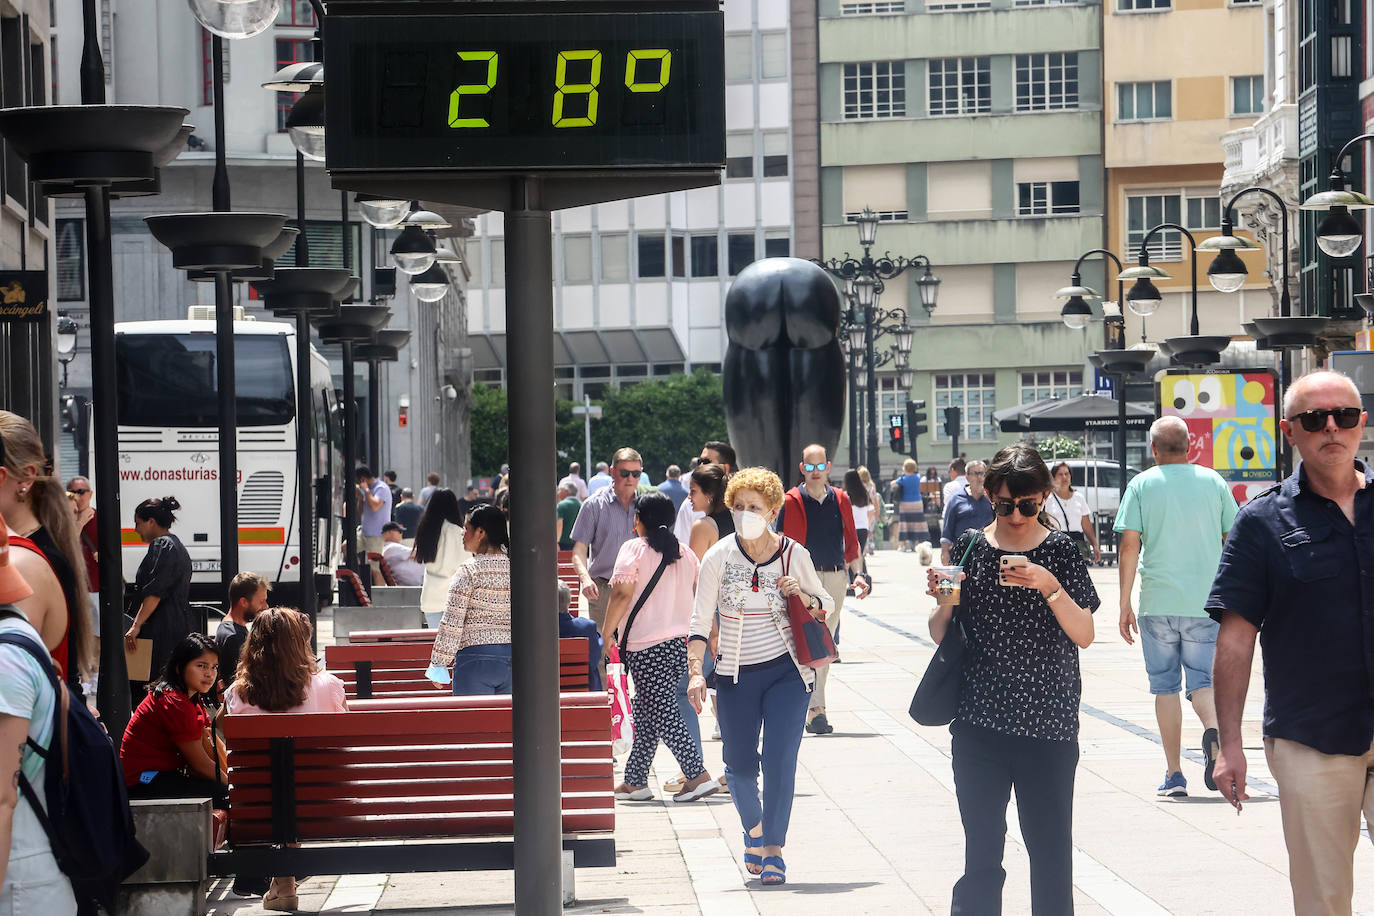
[600,492,719,803]
[686,467,832,887]
[425,506,513,695]
[925,444,1098,915]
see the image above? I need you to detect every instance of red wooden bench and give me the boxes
[208,693,615,878]
[367,552,398,587]
[325,637,595,698]
[348,628,435,643]
[336,568,372,606]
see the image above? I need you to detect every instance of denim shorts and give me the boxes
[1138,615,1219,697]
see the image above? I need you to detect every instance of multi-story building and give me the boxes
[0,0,56,450]
[464,0,795,409]
[1104,0,1270,346]
[48,0,472,488]
[816,0,1108,473]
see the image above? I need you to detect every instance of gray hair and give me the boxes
[558,483,575,498]
[666,464,681,479]
[556,580,571,614]
[1150,416,1189,456]
[965,459,987,473]
[1282,369,1361,418]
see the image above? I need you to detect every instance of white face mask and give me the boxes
[733,509,769,540]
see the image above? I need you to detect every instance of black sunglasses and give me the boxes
[1292,407,1362,433]
[617,468,643,479]
[993,497,1041,518]
[68,488,90,496]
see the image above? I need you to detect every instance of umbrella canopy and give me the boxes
[994,393,1156,433]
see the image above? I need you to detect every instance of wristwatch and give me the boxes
[807,594,820,610]
[1044,586,1063,604]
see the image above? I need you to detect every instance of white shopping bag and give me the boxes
[606,645,634,756]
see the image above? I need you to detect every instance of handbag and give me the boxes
[605,645,634,756]
[908,533,980,727]
[781,538,837,669]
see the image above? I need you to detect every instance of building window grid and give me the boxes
[274,38,312,131]
[1015,53,1078,112]
[1232,75,1265,115]
[929,57,992,117]
[934,373,997,441]
[840,0,905,12]
[927,0,991,10]
[1117,80,1171,121]
[844,209,909,223]
[1019,370,1083,404]
[276,1,317,26]
[56,219,84,301]
[879,377,905,429]
[1118,0,1171,10]
[1016,181,1080,216]
[1125,190,1219,261]
[843,61,906,120]
[1014,0,1072,6]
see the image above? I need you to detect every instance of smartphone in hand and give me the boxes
[998,554,1029,586]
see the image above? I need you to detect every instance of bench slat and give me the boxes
[227,759,611,785]
[229,810,614,845]
[230,773,611,803]
[222,701,610,740]
[228,741,609,768]
[229,791,613,819]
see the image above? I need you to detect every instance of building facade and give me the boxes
[816,0,1107,474]
[0,0,56,453]
[464,0,796,417]
[48,0,472,490]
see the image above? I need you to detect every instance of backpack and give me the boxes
[0,609,149,914]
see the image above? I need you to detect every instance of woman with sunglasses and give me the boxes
[925,443,1098,914]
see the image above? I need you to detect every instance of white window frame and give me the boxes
[1231,74,1265,115]
[1016,181,1081,216]
[933,373,997,442]
[1015,52,1079,112]
[1116,80,1172,121]
[1124,189,1219,261]
[1019,370,1083,404]
[840,0,905,13]
[927,0,991,10]
[844,209,910,223]
[1117,0,1170,11]
[843,61,907,120]
[928,57,991,117]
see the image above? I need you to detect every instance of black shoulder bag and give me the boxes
[908,532,980,727]
[616,553,673,652]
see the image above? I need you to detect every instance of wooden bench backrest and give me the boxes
[335,568,372,606]
[222,693,613,845]
[326,637,591,698]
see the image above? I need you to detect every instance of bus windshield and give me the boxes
[116,333,295,428]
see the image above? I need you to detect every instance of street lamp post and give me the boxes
[1117,223,1231,367]
[56,316,78,389]
[815,208,938,471]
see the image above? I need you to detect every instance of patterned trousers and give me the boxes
[624,637,706,788]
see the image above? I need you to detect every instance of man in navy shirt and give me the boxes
[557,580,602,691]
[1207,370,1374,916]
[940,460,994,565]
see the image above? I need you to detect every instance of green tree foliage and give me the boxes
[470,370,729,481]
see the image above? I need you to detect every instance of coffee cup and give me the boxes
[933,566,962,605]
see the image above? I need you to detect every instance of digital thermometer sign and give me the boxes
[323,4,725,176]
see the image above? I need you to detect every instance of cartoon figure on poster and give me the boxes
[1159,371,1277,505]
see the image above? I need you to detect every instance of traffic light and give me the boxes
[944,405,962,438]
[907,399,928,438]
[888,413,905,452]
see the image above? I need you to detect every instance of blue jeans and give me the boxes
[1138,616,1218,698]
[715,654,809,848]
[451,643,513,695]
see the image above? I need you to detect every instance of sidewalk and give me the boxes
[208,550,1374,915]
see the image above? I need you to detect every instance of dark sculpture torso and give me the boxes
[722,258,845,481]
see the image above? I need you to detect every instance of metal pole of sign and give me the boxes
[505,177,561,916]
[583,393,592,473]
[295,308,317,642]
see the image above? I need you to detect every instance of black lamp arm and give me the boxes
[1331,133,1374,183]
[1139,222,1200,336]
[1222,185,1293,317]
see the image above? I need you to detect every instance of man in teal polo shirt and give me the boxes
[1115,415,1238,798]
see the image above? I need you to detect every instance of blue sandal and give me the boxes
[742,831,765,874]
[760,855,786,886]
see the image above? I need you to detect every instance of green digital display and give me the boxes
[323,5,725,174]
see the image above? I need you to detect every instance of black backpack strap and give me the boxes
[617,553,673,652]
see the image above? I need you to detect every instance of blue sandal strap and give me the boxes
[743,831,766,848]
[761,856,786,872]
[743,852,764,866]
[760,856,787,885]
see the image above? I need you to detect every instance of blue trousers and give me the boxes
[675,649,714,749]
[715,654,809,848]
[451,643,513,695]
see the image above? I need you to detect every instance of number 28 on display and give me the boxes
[449,49,673,129]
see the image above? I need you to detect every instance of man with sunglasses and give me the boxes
[940,460,993,565]
[673,441,736,544]
[777,444,867,735]
[570,448,646,672]
[1115,416,1237,799]
[1207,370,1374,915]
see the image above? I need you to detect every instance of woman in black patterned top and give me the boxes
[925,443,1098,915]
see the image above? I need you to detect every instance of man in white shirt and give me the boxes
[941,457,967,507]
[586,462,613,495]
[379,523,425,586]
[558,462,589,502]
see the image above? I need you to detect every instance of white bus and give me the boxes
[110,313,345,607]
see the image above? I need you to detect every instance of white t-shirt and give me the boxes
[942,475,966,506]
[1046,489,1092,534]
[851,502,871,532]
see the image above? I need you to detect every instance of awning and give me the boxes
[994,393,1156,433]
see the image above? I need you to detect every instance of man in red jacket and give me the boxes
[776,444,869,735]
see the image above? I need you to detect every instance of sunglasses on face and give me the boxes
[1291,407,1362,433]
[68,488,90,496]
[803,462,829,472]
[993,497,1041,518]
[617,468,643,479]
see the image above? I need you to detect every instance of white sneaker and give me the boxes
[673,775,720,802]
[712,723,722,740]
[614,783,654,801]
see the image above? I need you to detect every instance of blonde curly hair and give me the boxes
[724,466,785,512]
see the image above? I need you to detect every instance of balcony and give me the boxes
[1220,103,1298,195]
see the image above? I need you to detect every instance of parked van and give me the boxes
[1051,458,1141,516]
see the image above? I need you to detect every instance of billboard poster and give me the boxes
[1158,369,1278,506]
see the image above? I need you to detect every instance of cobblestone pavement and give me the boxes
[207,549,1374,915]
